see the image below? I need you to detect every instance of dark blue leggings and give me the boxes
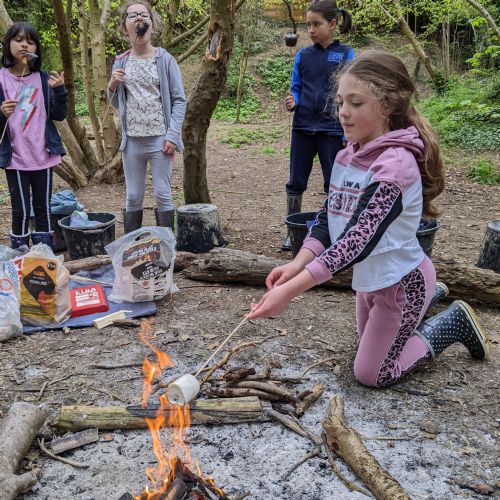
[286,130,343,195]
[5,168,53,235]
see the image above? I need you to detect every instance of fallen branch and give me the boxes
[209,387,285,402]
[38,438,90,469]
[295,382,324,417]
[265,408,321,446]
[53,397,271,431]
[229,381,298,402]
[321,431,371,497]
[284,446,321,478]
[0,402,49,500]
[322,396,409,499]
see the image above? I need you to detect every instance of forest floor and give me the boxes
[0,32,499,500]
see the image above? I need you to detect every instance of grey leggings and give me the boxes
[122,135,174,211]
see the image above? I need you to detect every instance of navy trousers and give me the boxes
[286,130,343,195]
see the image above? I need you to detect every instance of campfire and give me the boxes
[131,319,228,500]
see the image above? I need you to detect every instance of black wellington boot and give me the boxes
[428,282,449,309]
[155,208,175,230]
[416,300,490,360]
[282,193,302,251]
[10,231,30,250]
[31,231,55,250]
[122,209,143,234]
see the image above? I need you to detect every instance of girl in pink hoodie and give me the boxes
[248,51,490,387]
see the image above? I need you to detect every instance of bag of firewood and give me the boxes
[106,226,177,303]
[17,244,71,326]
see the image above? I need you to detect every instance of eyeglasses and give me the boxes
[127,12,150,19]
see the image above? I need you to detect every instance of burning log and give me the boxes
[322,396,409,500]
[0,402,49,500]
[53,397,271,431]
[178,248,500,307]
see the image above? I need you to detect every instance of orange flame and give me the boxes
[134,319,194,499]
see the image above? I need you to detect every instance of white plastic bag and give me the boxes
[106,226,177,303]
[0,264,22,341]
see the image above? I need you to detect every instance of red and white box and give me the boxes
[70,285,108,317]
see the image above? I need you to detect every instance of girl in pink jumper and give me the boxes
[248,51,490,387]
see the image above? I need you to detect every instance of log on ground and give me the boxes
[0,402,50,500]
[53,396,271,431]
[179,248,500,307]
[322,396,409,500]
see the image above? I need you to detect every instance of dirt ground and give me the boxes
[0,35,499,499]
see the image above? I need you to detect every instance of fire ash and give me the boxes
[134,319,227,499]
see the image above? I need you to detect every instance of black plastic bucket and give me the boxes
[284,211,318,258]
[51,213,67,252]
[58,212,116,260]
[416,218,441,258]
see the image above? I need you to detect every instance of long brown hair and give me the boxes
[337,50,444,218]
[308,0,352,34]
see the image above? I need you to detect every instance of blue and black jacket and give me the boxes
[0,70,67,169]
[290,40,354,135]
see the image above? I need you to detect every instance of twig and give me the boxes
[300,356,337,378]
[209,387,285,402]
[199,337,275,386]
[85,384,127,403]
[37,381,49,401]
[265,408,322,446]
[295,382,324,417]
[363,435,414,441]
[88,362,143,370]
[321,431,371,497]
[284,446,321,477]
[38,438,90,468]
[229,380,298,402]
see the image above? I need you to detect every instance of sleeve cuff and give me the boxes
[305,258,332,284]
[302,237,325,256]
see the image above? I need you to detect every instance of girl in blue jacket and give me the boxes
[282,0,353,250]
[0,22,67,250]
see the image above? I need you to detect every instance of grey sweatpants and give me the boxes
[122,135,174,211]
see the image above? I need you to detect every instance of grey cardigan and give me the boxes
[108,47,187,151]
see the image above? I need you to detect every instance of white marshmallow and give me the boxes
[166,374,200,406]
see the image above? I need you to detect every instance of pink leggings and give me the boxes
[354,256,435,388]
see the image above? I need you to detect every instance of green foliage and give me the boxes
[418,74,500,151]
[258,55,293,97]
[213,95,261,122]
[261,146,277,154]
[467,158,500,185]
[221,127,285,148]
[74,77,89,117]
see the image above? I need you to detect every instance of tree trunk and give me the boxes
[162,0,181,48]
[52,0,100,176]
[235,51,249,122]
[77,0,105,163]
[0,1,12,38]
[88,0,119,161]
[54,158,88,189]
[464,0,500,40]
[182,0,236,204]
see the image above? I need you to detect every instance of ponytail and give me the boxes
[308,1,353,35]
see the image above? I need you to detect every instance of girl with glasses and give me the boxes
[107,0,187,233]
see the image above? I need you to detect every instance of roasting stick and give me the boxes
[166,315,250,406]
[0,54,37,144]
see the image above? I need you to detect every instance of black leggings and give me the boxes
[5,168,53,235]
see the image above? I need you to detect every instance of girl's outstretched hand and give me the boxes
[163,140,175,155]
[247,286,291,319]
[48,71,65,88]
[1,99,18,118]
[266,261,303,289]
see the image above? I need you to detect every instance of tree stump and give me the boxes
[477,220,500,273]
[176,203,226,253]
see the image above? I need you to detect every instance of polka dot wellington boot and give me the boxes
[416,300,490,360]
[428,282,449,308]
